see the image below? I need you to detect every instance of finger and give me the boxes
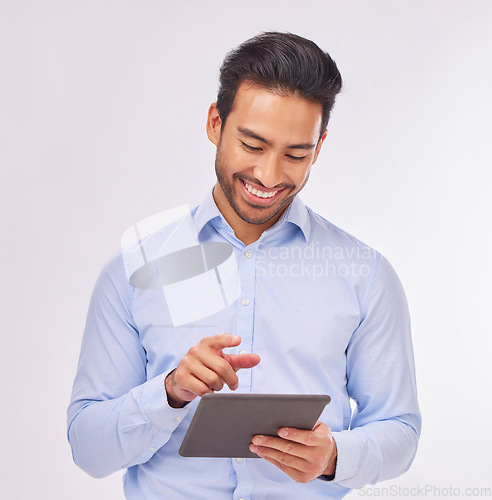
[189,374,216,397]
[225,353,261,371]
[249,447,308,483]
[312,421,332,437]
[173,371,215,399]
[276,423,330,446]
[191,364,226,392]
[251,435,309,461]
[251,448,305,472]
[188,349,239,391]
[262,456,311,484]
[250,438,331,484]
[201,333,242,351]
[250,442,307,468]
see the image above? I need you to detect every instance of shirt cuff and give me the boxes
[330,430,362,483]
[139,370,190,429]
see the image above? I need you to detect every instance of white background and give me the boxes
[1,1,491,499]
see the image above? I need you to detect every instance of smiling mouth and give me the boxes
[241,179,282,199]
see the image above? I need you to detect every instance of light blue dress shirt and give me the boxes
[67,188,421,499]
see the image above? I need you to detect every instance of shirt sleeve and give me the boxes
[331,253,422,489]
[67,252,190,479]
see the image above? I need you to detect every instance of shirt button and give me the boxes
[241,297,250,306]
[239,349,247,355]
[235,457,243,463]
[174,416,183,422]
[244,249,253,258]
[150,447,156,452]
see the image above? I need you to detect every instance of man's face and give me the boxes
[207,82,326,227]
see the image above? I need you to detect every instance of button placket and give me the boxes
[231,247,257,500]
[234,245,257,394]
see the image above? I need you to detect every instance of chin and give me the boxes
[235,193,294,226]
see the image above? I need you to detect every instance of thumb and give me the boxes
[313,421,332,437]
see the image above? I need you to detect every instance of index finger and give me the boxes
[201,333,242,350]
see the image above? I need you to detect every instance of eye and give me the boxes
[241,141,262,152]
[286,154,307,162]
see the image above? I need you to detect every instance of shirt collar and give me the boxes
[193,187,311,242]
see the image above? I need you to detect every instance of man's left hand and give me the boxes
[249,421,337,483]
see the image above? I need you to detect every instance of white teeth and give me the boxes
[243,181,278,198]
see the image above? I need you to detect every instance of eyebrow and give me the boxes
[237,127,316,150]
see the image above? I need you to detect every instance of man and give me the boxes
[68,32,421,499]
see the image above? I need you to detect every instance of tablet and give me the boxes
[179,393,331,458]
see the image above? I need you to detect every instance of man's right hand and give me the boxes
[165,333,261,408]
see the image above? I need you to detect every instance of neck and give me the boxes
[212,183,286,246]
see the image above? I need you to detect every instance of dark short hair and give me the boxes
[217,31,343,140]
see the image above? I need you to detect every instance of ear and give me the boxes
[312,129,328,166]
[206,103,222,146]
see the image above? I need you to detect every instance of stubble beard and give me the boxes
[214,148,303,226]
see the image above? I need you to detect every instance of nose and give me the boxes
[253,153,283,188]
